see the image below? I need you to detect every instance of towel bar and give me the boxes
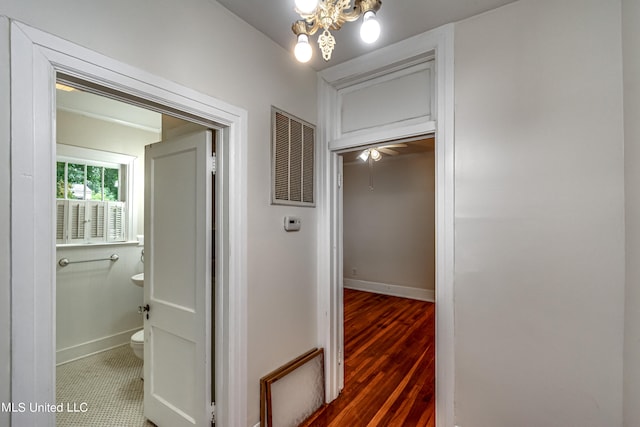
[58,253,119,267]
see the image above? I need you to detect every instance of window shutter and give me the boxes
[272,108,315,207]
[68,201,87,243]
[57,200,123,244]
[88,202,106,242]
[107,201,126,242]
[56,201,67,244]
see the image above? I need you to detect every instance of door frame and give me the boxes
[9,20,248,426]
[316,24,455,426]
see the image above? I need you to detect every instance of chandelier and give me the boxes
[292,0,382,63]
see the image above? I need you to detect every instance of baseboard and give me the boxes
[343,278,435,302]
[56,326,142,366]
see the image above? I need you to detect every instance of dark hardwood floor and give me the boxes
[301,289,435,427]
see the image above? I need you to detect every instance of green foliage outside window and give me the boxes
[56,162,65,199]
[103,167,119,201]
[56,161,120,201]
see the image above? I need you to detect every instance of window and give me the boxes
[56,161,120,201]
[56,144,135,245]
[271,107,315,207]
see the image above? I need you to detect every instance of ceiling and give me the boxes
[56,85,198,135]
[216,0,518,70]
[57,86,162,133]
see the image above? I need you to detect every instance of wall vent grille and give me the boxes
[272,107,315,207]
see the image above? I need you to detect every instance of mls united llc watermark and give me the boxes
[1,401,88,413]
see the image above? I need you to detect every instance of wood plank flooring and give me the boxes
[300,289,435,427]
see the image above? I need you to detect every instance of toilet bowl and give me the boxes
[130,329,144,360]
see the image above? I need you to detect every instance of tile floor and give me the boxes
[56,345,155,427]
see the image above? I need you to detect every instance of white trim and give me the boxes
[10,21,56,427]
[329,120,436,152]
[0,16,12,427]
[317,23,455,427]
[56,328,141,366]
[336,61,432,97]
[344,279,435,302]
[434,23,456,427]
[319,31,438,88]
[316,76,342,401]
[9,20,248,427]
[336,61,435,138]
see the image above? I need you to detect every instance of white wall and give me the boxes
[454,1,625,426]
[343,152,435,293]
[56,244,144,363]
[0,0,317,424]
[623,0,640,425]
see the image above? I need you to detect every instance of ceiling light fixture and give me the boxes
[358,149,370,162]
[292,0,382,63]
[358,148,382,162]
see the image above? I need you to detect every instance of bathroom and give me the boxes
[54,82,207,426]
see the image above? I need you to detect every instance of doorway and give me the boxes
[316,24,454,426]
[340,138,436,302]
[10,21,248,427]
[339,138,436,423]
[53,82,216,426]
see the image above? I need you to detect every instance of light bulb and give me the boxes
[294,34,313,63]
[360,11,380,44]
[370,149,382,161]
[359,150,370,162]
[295,0,318,14]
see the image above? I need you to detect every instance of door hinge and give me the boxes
[337,172,342,188]
[210,401,216,424]
[211,153,217,175]
[338,348,343,365]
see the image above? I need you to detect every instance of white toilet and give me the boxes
[129,272,145,361]
[129,271,145,377]
[130,329,144,360]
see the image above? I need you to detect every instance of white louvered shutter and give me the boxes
[67,201,87,243]
[107,201,126,242]
[56,200,67,244]
[87,202,106,242]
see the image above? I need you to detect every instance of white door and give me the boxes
[144,130,213,426]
